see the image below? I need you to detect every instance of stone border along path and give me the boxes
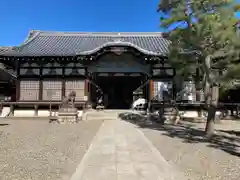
[70,118,186,180]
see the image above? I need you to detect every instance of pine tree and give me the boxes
[158,0,240,137]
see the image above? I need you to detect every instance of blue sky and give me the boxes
[0,0,161,46]
[1,0,239,46]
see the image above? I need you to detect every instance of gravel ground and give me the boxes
[0,119,103,180]
[141,120,240,180]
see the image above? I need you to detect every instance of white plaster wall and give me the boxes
[14,110,35,117]
[13,110,83,117]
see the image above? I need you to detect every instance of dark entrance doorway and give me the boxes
[95,74,146,109]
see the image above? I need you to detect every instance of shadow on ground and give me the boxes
[218,130,240,136]
[118,112,240,158]
[0,123,9,126]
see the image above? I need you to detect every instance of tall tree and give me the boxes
[159,0,240,137]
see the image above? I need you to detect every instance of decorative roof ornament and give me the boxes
[113,36,124,43]
[110,47,126,55]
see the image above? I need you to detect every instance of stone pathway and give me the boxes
[70,119,185,180]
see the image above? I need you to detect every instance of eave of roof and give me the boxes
[0,63,16,79]
[0,30,170,57]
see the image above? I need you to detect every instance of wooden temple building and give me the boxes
[0,30,176,112]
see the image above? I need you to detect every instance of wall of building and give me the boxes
[88,52,150,74]
[17,58,87,103]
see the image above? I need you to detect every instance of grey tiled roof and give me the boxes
[0,30,170,57]
[0,46,14,55]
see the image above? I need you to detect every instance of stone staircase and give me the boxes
[82,109,131,121]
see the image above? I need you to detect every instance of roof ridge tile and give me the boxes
[37,30,163,37]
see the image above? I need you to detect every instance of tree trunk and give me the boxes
[205,106,216,137]
[205,85,219,137]
[204,75,211,106]
[203,55,219,137]
[158,105,165,124]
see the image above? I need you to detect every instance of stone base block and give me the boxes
[58,107,78,113]
[57,108,79,124]
[96,105,104,110]
[57,115,79,124]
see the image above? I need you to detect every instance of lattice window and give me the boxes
[20,80,40,101]
[42,80,62,101]
[65,80,85,101]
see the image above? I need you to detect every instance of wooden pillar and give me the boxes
[39,61,43,101]
[84,77,88,96]
[84,80,89,97]
[39,80,43,100]
[16,58,20,101]
[16,80,20,101]
[149,80,153,100]
[0,101,3,115]
[143,74,148,100]
[62,66,65,99]
[84,68,90,105]
[62,79,65,99]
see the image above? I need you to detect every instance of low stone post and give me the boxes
[9,105,14,116]
[34,105,38,116]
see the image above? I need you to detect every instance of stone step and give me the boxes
[82,109,131,121]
